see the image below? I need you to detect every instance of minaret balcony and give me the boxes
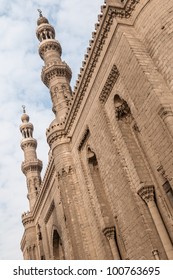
[20,138,37,150]
[39,39,62,60]
[21,159,43,175]
[41,62,72,87]
[21,211,34,227]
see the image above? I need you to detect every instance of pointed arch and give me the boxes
[52,227,65,260]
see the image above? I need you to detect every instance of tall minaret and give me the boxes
[20,106,43,210]
[36,9,72,123]
[36,12,89,259]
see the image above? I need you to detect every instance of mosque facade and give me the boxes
[19,0,173,259]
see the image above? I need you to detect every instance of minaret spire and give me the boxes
[20,108,43,210]
[37,9,43,17]
[36,12,72,123]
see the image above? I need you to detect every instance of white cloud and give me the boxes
[0,0,103,259]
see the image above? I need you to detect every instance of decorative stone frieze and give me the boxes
[108,0,140,19]
[99,65,120,104]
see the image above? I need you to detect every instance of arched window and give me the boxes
[53,230,65,260]
[87,147,121,259]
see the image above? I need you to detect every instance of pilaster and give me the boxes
[138,185,173,259]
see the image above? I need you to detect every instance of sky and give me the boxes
[0,0,104,260]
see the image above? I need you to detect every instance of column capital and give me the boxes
[138,185,155,204]
[103,226,115,240]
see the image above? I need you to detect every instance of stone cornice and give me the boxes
[65,0,139,135]
[99,65,119,104]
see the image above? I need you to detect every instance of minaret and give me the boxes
[36,9,72,123]
[36,12,90,259]
[20,106,43,210]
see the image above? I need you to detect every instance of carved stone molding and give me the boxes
[42,62,72,87]
[21,140,37,150]
[47,129,70,147]
[44,200,55,224]
[39,40,62,59]
[108,0,140,19]
[78,127,90,151]
[57,166,73,179]
[99,65,120,104]
[103,226,115,240]
[138,185,155,204]
[65,1,139,134]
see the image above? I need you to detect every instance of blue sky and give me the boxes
[0,0,103,259]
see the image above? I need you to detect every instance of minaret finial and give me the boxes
[22,105,26,114]
[37,9,43,17]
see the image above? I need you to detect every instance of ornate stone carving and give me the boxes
[138,185,155,204]
[99,65,120,104]
[115,99,131,120]
[78,127,90,151]
[66,0,139,134]
[42,62,72,87]
[57,166,73,179]
[103,226,115,240]
[39,40,62,59]
[108,0,140,19]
